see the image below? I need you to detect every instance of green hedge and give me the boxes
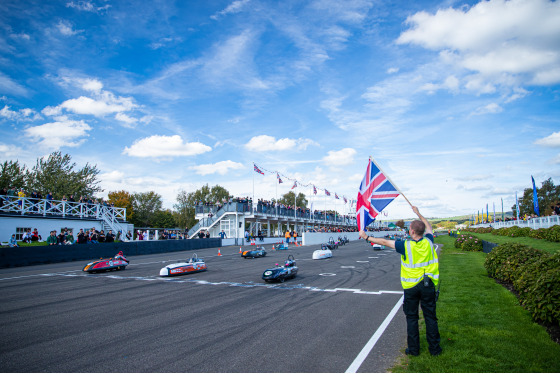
[466,225,560,243]
[454,233,483,251]
[484,243,560,325]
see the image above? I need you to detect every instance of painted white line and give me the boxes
[368,257,379,259]
[356,261,369,263]
[345,294,404,373]
[341,266,355,268]
[319,273,337,276]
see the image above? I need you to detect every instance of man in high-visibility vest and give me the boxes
[359,206,442,356]
[285,229,291,244]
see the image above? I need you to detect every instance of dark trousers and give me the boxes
[403,280,442,355]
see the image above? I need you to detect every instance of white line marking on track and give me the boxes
[368,257,379,259]
[341,266,355,268]
[345,294,404,373]
[356,261,369,263]
[319,273,336,276]
[21,271,403,296]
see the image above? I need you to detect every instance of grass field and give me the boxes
[391,235,560,373]
[466,232,560,254]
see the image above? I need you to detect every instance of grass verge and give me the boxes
[466,232,560,254]
[390,235,560,373]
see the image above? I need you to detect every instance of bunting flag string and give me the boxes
[253,162,345,201]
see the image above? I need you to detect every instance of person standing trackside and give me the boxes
[285,229,291,244]
[359,206,442,357]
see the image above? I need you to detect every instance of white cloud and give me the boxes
[123,135,212,158]
[24,120,91,149]
[60,92,136,117]
[323,148,357,166]
[115,112,137,127]
[0,143,23,157]
[42,105,62,117]
[81,79,103,92]
[56,20,82,36]
[534,131,560,147]
[0,72,29,97]
[244,135,317,152]
[0,105,42,121]
[99,170,125,183]
[471,102,503,116]
[387,67,399,74]
[65,1,109,12]
[397,0,560,87]
[191,160,245,175]
[210,0,250,20]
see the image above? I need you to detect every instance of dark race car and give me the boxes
[325,236,339,250]
[83,251,129,273]
[262,255,298,283]
[242,246,267,258]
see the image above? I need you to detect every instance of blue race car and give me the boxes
[241,246,267,258]
[262,255,298,283]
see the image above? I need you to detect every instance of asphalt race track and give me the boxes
[0,240,416,373]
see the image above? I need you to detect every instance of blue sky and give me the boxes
[1,0,559,220]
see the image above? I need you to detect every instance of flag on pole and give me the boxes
[356,158,400,231]
[253,164,265,175]
[516,192,520,220]
[291,181,297,189]
[277,173,283,184]
[501,198,504,221]
[531,176,540,216]
[343,196,347,203]
[493,202,496,223]
[335,193,339,199]
[486,204,488,223]
[313,185,317,195]
[325,189,331,196]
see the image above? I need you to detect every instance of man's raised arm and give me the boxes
[412,206,432,235]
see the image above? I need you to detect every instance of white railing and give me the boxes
[471,215,560,229]
[0,196,126,222]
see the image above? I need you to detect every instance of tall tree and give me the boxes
[108,190,134,222]
[174,185,231,230]
[512,177,559,217]
[174,189,196,230]
[131,191,163,227]
[152,209,176,228]
[0,160,27,190]
[277,191,308,209]
[26,152,102,199]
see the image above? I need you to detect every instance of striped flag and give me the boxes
[325,189,331,196]
[254,164,264,175]
[335,193,339,199]
[277,173,283,184]
[313,185,317,195]
[356,158,400,231]
[291,181,297,189]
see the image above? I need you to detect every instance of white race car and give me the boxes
[313,244,333,260]
[159,254,207,276]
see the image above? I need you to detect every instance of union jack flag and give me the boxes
[356,159,400,231]
[313,185,317,195]
[343,196,348,203]
[254,164,264,175]
[291,181,297,189]
[277,173,283,184]
[335,193,339,199]
[325,189,331,196]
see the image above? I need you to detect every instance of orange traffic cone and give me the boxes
[239,247,242,253]
[218,249,222,256]
[272,244,275,250]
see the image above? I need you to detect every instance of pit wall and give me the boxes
[0,238,221,269]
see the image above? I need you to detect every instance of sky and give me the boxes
[1,0,559,220]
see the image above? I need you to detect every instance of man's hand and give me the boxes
[412,206,420,216]
[359,230,368,240]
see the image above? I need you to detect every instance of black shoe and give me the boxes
[405,348,419,356]
[431,349,442,356]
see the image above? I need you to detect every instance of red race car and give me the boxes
[83,251,129,273]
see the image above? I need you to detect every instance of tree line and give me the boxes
[0,152,309,229]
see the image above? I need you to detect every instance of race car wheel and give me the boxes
[279,277,285,283]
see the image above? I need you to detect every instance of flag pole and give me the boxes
[369,156,413,207]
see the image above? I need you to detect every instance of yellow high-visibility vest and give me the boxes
[400,238,439,289]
